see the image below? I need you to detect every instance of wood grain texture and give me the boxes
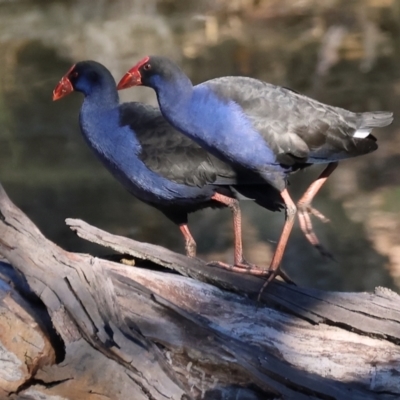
[0,277,55,397]
[0,183,399,399]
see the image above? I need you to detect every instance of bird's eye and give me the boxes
[70,71,78,78]
[143,63,151,71]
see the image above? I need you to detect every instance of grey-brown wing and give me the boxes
[203,77,389,164]
[119,102,239,186]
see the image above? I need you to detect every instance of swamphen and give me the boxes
[117,56,393,287]
[53,60,291,276]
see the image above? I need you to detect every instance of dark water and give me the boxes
[1,0,400,291]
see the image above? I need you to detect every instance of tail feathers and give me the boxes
[354,111,393,139]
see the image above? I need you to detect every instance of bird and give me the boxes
[117,55,393,287]
[52,60,296,278]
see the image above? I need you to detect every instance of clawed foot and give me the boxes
[256,266,299,300]
[301,204,330,223]
[257,268,280,301]
[207,260,270,276]
[207,259,296,285]
[297,202,335,260]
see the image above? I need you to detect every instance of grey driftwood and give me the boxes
[0,182,399,400]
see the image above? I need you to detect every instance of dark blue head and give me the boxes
[53,60,118,104]
[117,55,192,93]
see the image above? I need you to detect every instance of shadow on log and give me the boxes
[0,182,399,399]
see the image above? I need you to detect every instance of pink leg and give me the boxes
[208,193,294,283]
[257,188,297,299]
[211,193,245,266]
[297,162,338,258]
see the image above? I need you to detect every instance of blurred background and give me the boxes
[0,0,399,292]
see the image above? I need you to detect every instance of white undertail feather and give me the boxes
[353,128,372,139]
[353,111,393,138]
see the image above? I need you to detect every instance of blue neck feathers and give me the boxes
[149,73,193,115]
[79,76,119,110]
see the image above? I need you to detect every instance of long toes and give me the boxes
[298,212,321,244]
[235,262,270,276]
[307,236,334,260]
[206,260,231,269]
[257,270,279,301]
[236,259,260,270]
[308,207,330,223]
[298,201,330,222]
[298,210,334,259]
[315,244,337,262]
[276,269,296,285]
[234,262,296,284]
[298,210,314,235]
[207,260,257,274]
[207,261,270,276]
[207,261,298,284]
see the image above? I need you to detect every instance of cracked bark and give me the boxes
[0,182,399,400]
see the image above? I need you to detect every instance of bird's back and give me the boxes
[203,76,392,165]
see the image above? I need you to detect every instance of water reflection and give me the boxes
[1,0,399,291]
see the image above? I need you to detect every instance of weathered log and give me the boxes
[0,182,399,400]
[0,266,55,398]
